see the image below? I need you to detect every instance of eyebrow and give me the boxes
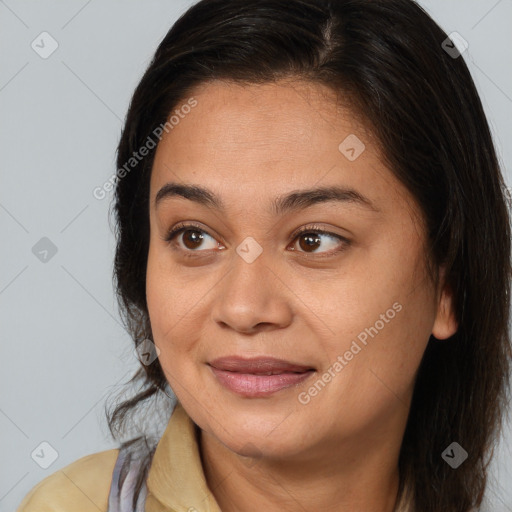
[154,182,380,215]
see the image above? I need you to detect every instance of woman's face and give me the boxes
[146,79,457,460]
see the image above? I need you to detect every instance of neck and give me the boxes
[199,426,403,512]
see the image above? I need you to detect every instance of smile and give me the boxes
[208,356,316,397]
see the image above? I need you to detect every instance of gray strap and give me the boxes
[107,437,156,512]
[108,389,178,511]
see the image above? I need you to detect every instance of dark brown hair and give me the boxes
[106,1,512,510]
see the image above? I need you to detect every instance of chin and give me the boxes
[214,419,308,459]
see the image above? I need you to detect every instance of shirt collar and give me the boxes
[146,402,222,512]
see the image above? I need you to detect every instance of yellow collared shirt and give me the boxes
[17,402,412,511]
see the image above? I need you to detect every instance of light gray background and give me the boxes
[1,1,511,510]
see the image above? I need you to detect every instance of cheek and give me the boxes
[146,247,185,349]
[146,242,196,326]
[145,246,213,371]
[308,245,435,388]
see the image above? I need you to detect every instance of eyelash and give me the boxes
[164,222,350,258]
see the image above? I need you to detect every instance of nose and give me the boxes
[211,244,293,334]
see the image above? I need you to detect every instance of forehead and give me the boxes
[149,79,415,219]
[162,79,365,151]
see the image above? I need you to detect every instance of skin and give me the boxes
[146,79,458,512]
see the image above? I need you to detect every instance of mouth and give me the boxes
[208,356,316,397]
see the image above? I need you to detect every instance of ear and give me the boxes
[431,266,458,340]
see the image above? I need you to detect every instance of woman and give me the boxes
[17,0,511,511]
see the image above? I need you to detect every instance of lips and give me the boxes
[208,356,315,374]
[208,356,316,397]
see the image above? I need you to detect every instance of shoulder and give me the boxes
[16,448,119,512]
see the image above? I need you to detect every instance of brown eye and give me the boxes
[181,229,205,250]
[165,224,219,252]
[290,227,350,256]
[298,233,322,252]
